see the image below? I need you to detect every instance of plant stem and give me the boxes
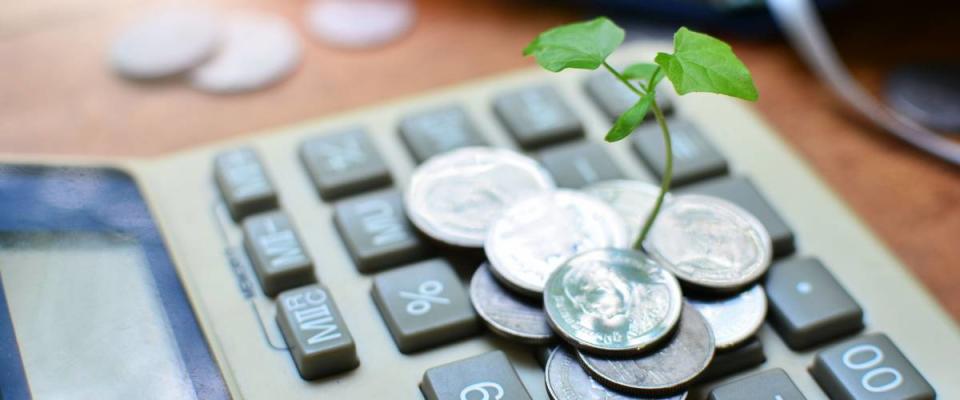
[603,62,644,96]
[634,99,672,250]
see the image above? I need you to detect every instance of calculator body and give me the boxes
[1,43,959,399]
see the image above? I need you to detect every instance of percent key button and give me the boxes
[371,259,478,353]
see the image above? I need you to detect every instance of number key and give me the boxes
[399,105,487,163]
[493,85,583,149]
[708,368,806,400]
[810,333,935,400]
[421,351,532,400]
[371,259,478,353]
[300,128,392,200]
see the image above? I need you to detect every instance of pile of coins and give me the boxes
[108,0,415,94]
[405,147,773,398]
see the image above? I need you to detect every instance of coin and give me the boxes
[546,347,688,400]
[687,284,767,350]
[306,0,416,49]
[405,147,554,248]
[190,13,301,94]
[485,190,629,296]
[583,179,667,242]
[110,6,220,79]
[543,248,682,355]
[644,194,772,292]
[578,304,715,395]
[469,263,553,344]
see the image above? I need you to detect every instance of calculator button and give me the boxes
[584,73,673,121]
[631,119,728,186]
[493,85,583,149]
[371,259,478,353]
[708,368,806,400]
[214,148,278,220]
[682,176,796,257]
[334,189,430,273]
[242,211,315,296]
[766,257,864,350]
[701,337,767,382]
[420,351,532,400]
[536,141,625,188]
[276,284,359,380]
[300,128,392,200]
[399,105,488,163]
[810,333,935,400]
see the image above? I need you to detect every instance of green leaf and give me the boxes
[622,63,665,88]
[654,27,758,101]
[605,92,655,142]
[523,17,625,72]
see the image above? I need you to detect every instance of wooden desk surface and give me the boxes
[2,0,958,321]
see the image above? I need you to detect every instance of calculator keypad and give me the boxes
[420,351,532,400]
[398,105,488,163]
[493,85,583,149]
[276,285,359,379]
[371,259,478,353]
[333,189,430,273]
[300,128,392,200]
[214,148,278,220]
[709,368,806,400]
[631,118,728,186]
[242,211,315,296]
[810,334,935,400]
[536,140,625,189]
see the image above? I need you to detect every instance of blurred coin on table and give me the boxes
[469,263,553,344]
[687,284,767,350]
[546,346,688,400]
[578,304,715,396]
[190,12,301,94]
[405,147,554,248]
[543,248,682,355]
[584,179,666,242]
[485,190,629,296]
[110,6,220,79]
[644,194,772,293]
[306,0,416,49]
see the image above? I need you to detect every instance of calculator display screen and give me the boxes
[0,232,197,400]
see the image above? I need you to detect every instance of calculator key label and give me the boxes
[214,148,278,220]
[334,190,430,272]
[276,285,359,380]
[243,211,315,296]
[810,333,935,399]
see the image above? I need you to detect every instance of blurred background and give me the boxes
[0,0,958,319]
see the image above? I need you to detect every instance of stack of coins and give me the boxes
[404,148,772,398]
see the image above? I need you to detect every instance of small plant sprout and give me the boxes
[524,17,759,249]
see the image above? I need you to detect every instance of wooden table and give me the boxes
[2,0,958,321]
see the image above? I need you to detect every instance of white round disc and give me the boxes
[190,12,302,94]
[305,0,415,49]
[110,6,221,80]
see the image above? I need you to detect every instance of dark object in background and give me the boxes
[885,64,960,134]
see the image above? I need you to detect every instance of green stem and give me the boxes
[634,99,672,250]
[602,61,644,96]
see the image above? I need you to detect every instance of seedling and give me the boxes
[524,17,759,249]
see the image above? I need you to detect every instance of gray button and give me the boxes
[399,105,488,163]
[371,259,477,353]
[242,211,315,296]
[682,176,795,257]
[420,351,532,400]
[333,189,430,273]
[493,85,583,149]
[214,148,278,220]
[810,333,935,400]
[536,141,625,188]
[276,284,358,380]
[300,128,392,200]
[766,257,864,350]
[701,337,767,382]
[584,73,673,121]
[631,119,728,186]
[709,368,806,400]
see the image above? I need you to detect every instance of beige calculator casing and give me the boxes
[5,44,960,399]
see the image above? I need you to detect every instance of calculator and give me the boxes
[1,42,958,400]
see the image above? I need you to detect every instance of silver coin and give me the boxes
[583,179,667,242]
[644,194,772,292]
[110,6,220,79]
[405,147,554,248]
[543,248,682,354]
[306,0,416,49]
[190,13,301,94]
[485,190,629,296]
[687,284,767,350]
[546,347,688,400]
[470,263,553,344]
[578,304,715,395]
